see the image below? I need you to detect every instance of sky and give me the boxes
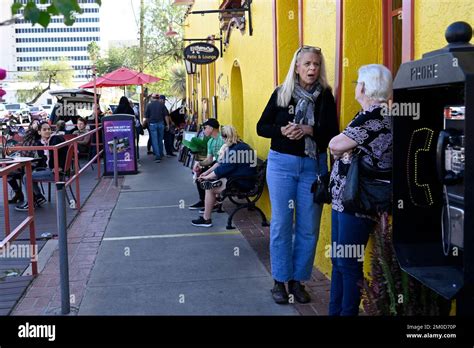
[100,0,140,50]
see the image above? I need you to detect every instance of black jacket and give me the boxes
[257,87,339,157]
[35,135,67,170]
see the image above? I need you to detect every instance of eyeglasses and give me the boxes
[298,45,322,54]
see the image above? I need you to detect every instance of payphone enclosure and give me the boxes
[392,22,473,313]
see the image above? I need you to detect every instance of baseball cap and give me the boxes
[159,95,166,100]
[151,93,160,99]
[202,118,219,129]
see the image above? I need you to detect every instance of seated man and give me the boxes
[191,125,257,227]
[73,116,91,155]
[189,118,224,210]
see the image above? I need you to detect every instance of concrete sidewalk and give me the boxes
[78,151,298,315]
[12,139,331,316]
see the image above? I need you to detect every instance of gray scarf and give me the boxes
[292,82,323,159]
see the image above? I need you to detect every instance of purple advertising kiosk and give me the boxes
[102,114,138,175]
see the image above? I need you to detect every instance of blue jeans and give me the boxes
[23,168,54,196]
[329,209,376,316]
[266,149,327,282]
[149,122,164,159]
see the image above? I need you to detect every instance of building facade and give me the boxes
[180,0,474,277]
[1,0,101,83]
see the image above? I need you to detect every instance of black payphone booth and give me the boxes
[392,22,473,315]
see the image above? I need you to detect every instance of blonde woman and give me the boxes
[192,125,257,227]
[257,46,339,304]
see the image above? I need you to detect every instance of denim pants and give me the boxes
[149,122,164,159]
[23,168,54,196]
[329,209,376,316]
[266,149,327,282]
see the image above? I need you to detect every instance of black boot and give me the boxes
[8,190,24,204]
[288,280,311,303]
[271,281,289,304]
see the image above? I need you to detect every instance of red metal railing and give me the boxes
[1,158,38,276]
[9,127,103,211]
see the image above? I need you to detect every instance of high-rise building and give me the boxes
[3,0,101,82]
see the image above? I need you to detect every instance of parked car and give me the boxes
[5,103,30,124]
[29,106,49,121]
[49,89,101,131]
[42,104,53,115]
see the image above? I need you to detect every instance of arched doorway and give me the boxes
[231,61,244,138]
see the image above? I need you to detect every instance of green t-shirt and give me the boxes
[207,134,225,161]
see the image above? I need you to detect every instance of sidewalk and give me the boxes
[12,143,330,315]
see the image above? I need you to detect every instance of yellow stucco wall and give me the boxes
[303,0,337,88]
[414,0,474,59]
[302,0,337,277]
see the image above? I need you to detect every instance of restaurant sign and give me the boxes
[184,42,219,64]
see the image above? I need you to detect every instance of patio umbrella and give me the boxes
[79,67,161,88]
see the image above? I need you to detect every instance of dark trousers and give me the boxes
[195,164,212,202]
[135,129,140,159]
[329,209,376,316]
[164,129,175,155]
[8,171,22,192]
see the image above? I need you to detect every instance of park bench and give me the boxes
[218,159,270,230]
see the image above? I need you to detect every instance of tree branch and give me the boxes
[27,74,53,105]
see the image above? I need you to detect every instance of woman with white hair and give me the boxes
[328,64,393,316]
[257,46,339,304]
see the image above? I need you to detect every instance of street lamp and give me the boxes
[184,59,196,74]
[165,24,178,38]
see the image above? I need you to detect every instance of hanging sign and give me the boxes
[184,43,219,64]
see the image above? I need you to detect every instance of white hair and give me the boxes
[357,64,393,102]
[277,46,330,107]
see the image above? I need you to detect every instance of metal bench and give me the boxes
[218,159,270,230]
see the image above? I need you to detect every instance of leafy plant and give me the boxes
[361,213,451,315]
[182,136,210,156]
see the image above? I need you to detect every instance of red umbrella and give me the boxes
[79,67,161,88]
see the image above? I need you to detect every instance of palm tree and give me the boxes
[170,64,186,100]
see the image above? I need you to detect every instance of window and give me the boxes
[383,0,403,75]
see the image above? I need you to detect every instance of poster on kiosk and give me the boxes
[102,114,138,176]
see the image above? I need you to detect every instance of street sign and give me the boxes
[183,43,219,64]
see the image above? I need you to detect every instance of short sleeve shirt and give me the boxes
[330,105,392,213]
[207,134,225,161]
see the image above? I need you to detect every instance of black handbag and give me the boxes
[341,150,392,214]
[311,151,332,204]
[311,172,331,204]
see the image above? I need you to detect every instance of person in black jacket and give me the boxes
[257,46,339,305]
[16,121,67,211]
